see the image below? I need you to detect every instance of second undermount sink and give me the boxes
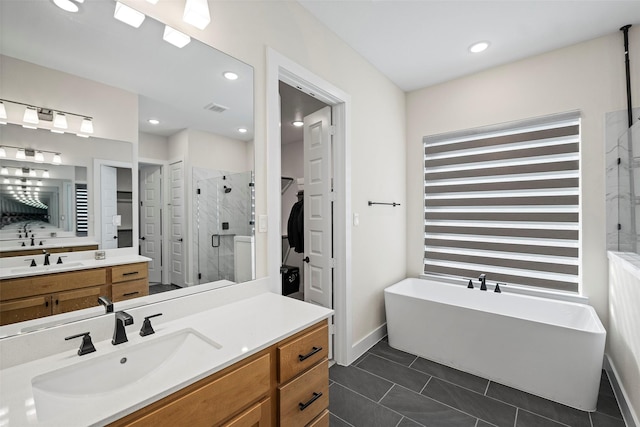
[31,329,222,422]
[10,261,85,274]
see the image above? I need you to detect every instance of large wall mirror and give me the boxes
[0,0,254,335]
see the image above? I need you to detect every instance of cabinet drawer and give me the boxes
[1,268,106,300]
[278,323,328,383]
[124,354,271,427]
[111,263,148,283]
[278,360,328,427]
[307,409,329,427]
[112,279,148,302]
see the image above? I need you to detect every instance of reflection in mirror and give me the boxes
[0,0,254,336]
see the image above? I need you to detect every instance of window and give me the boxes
[423,112,580,293]
[75,183,88,236]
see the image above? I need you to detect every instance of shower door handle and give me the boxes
[212,234,220,248]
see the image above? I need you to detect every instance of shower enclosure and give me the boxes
[609,118,640,253]
[196,171,255,283]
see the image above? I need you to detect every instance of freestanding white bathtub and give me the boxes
[384,277,606,411]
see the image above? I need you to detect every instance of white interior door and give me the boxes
[140,165,162,283]
[101,165,118,249]
[170,161,185,286]
[303,106,333,309]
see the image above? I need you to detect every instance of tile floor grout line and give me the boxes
[378,381,397,404]
[513,408,518,427]
[485,380,491,396]
[330,411,356,427]
[418,376,432,394]
[516,408,572,427]
[589,411,594,427]
[475,418,479,427]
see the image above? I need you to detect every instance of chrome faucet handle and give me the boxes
[25,258,36,267]
[140,313,163,337]
[57,255,67,264]
[65,332,96,356]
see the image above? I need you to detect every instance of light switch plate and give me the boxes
[258,214,268,232]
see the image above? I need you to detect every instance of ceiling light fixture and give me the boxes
[145,0,159,4]
[114,1,146,28]
[148,119,160,125]
[292,121,304,127]
[0,102,6,125]
[238,127,248,133]
[469,41,490,53]
[183,0,211,30]
[163,25,191,48]
[223,71,239,81]
[53,0,80,13]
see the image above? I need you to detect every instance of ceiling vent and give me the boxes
[203,102,229,113]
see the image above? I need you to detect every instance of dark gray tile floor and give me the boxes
[148,283,181,295]
[329,339,625,427]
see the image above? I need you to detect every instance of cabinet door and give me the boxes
[52,286,105,315]
[0,295,51,325]
[222,398,270,427]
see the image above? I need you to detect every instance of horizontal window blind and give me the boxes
[75,184,88,236]
[423,114,580,292]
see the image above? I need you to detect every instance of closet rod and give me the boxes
[368,201,401,207]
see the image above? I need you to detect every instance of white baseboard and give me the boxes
[605,354,639,427]
[349,323,387,366]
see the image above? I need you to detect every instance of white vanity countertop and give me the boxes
[0,292,333,426]
[0,238,100,252]
[0,254,151,279]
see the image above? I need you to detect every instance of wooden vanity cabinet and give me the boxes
[0,262,149,325]
[110,262,149,302]
[109,319,330,427]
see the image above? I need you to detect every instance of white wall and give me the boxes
[407,28,640,331]
[124,1,407,346]
[139,132,169,161]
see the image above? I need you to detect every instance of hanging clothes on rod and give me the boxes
[287,191,304,253]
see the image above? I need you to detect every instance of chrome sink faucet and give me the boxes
[112,311,134,345]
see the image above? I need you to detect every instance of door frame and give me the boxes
[93,158,135,251]
[139,158,169,284]
[267,48,352,366]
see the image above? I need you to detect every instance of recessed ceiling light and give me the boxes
[292,121,304,127]
[469,41,490,53]
[114,1,146,28]
[238,127,248,133]
[223,71,239,81]
[148,119,160,125]
[183,0,211,30]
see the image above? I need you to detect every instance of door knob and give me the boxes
[140,236,146,240]
[303,256,310,263]
[113,236,118,239]
[178,238,183,242]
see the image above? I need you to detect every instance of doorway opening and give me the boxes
[267,48,352,366]
[139,162,165,291]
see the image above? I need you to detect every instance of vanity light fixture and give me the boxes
[2,178,9,184]
[292,121,304,127]
[0,147,6,158]
[114,2,146,28]
[37,180,43,187]
[16,149,26,160]
[76,133,90,138]
[183,0,211,30]
[52,154,62,165]
[14,168,23,176]
[42,170,50,178]
[0,102,7,124]
[80,117,94,134]
[163,26,191,48]
[23,107,39,127]
[29,169,37,177]
[0,167,8,175]
[145,0,159,4]
[223,71,239,81]
[52,112,68,132]
[469,41,490,53]
[34,151,45,163]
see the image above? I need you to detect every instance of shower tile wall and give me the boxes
[605,107,640,252]
[193,168,253,284]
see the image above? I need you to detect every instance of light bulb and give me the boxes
[35,151,44,162]
[0,147,6,157]
[0,167,8,175]
[52,153,62,165]
[16,149,26,160]
[42,170,50,178]
[29,169,37,177]
[80,118,93,134]
[23,107,39,125]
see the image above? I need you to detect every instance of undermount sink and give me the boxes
[31,329,222,422]
[10,261,85,274]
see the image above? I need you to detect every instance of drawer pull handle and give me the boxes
[123,291,140,297]
[298,392,322,411]
[298,346,322,361]
[122,271,139,276]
